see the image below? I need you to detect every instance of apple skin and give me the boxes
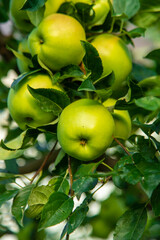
[7,73,62,130]
[57,99,115,161]
[44,0,66,17]
[103,98,132,140]
[17,39,33,73]
[28,13,86,72]
[10,0,33,32]
[72,0,110,26]
[91,34,132,93]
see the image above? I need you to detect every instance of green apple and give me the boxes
[44,0,66,17]
[7,72,62,130]
[103,98,132,140]
[72,0,110,26]
[16,39,33,73]
[10,0,33,32]
[57,99,115,161]
[28,13,86,72]
[91,34,132,93]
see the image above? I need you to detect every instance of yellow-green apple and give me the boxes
[10,0,33,32]
[28,13,86,72]
[57,99,115,161]
[16,39,33,73]
[7,72,62,130]
[91,34,132,93]
[103,98,132,140]
[72,0,110,26]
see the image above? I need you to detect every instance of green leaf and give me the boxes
[21,0,47,11]
[54,149,66,168]
[0,190,19,207]
[27,185,53,219]
[72,176,98,199]
[112,0,140,19]
[78,78,96,91]
[127,27,146,38]
[75,161,101,177]
[53,64,84,83]
[67,197,89,234]
[1,129,39,151]
[48,176,69,195]
[0,172,18,181]
[114,205,147,240]
[12,184,35,226]
[27,86,70,115]
[11,69,41,90]
[94,71,115,89]
[151,184,160,216]
[27,7,44,26]
[39,192,74,230]
[0,129,39,160]
[75,2,95,24]
[135,96,160,111]
[81,41,103,81]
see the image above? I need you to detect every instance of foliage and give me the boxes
[0,0,160,239]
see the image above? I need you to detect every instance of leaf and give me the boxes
[21,0,47,11]
[94,71,115,89]
[78,78,96,91]
[75,2,95,24]
[135,96,160,111]
[53,64,84,83]
[72,176,98,199]
[114,205,147,240]
[39,192,74,230]
[81,41,103,81]
[112,0,140,19]
[11,69,41,90]
[151,184,160,216]
[27,185,53,218]
[27,7,44,26]
[127,27,146,38]
[48,176,69,195]
[12,184,35,226]
[0,172,18,181]
[0,129,39,151]
[27,86,70,115]
[75,161,101,177]
[54,149,66,168]
[0,190,19,207]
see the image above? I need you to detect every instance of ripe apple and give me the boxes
[91,34,132,94]
[16,39,33,73]
[57,99,115,161]
[10,0,33,32]
[28,13,86,72]
[7,72,62,130]
[72,0,110,26]
[103,98,132,140]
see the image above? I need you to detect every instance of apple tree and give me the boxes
[0,0,160,239]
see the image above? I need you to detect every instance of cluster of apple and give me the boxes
[7,0,133,161]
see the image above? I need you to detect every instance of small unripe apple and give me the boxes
[91,34,132,93]
[7,73,62,130]
[28,13,86,72]
[103,98,132,140]
[57,99,115,161]
[16,39,33,73]
[10,0,33,32]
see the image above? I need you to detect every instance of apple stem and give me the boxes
[30,141,58,184]
[68,156,74,197]
[114,137,131,156]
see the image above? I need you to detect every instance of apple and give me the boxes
[28,13,86,72]
[7,72,63,130]
[57,99,115,161]
[44,0,66,17]
[91,34,132,94]
[10,0,33,32]
[16,39,33,73]
[103,98,132,140]
[72,0,110,26]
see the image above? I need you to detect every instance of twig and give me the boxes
[114,137,131,156]
[101,162,113,171]
[68,156,74,197]
[66,233,70,240]
[30,141,58,184]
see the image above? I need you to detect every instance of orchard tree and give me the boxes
[0,0,160,239]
